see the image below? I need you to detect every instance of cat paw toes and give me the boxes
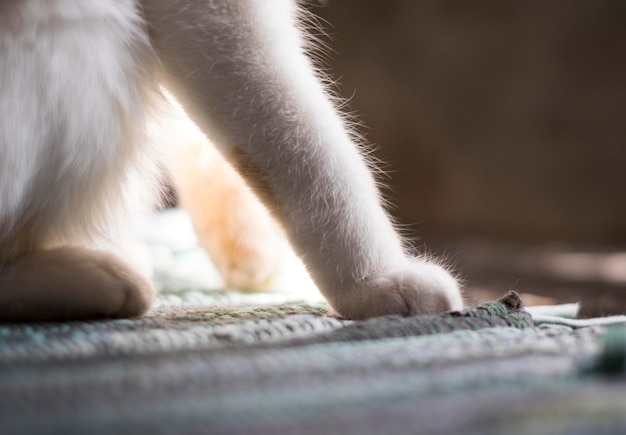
[330,261,463,320]
[94,252,156,318]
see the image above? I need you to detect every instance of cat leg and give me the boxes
[143,0,463,318]
[0,247,154,322]
[166,119,291,291]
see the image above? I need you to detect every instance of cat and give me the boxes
[151,92,299,293]
[0,0,463,321]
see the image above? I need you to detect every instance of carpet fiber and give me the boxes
[2,289,626,435]
[2,211,626,434]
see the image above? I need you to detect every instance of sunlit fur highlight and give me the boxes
[0,0,463,321]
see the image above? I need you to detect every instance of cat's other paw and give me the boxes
[330,261,463,320]
[0,247,155,321]
[208,231,289,291]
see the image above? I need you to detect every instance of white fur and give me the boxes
[0,0,463,321]
[0,0,158,256]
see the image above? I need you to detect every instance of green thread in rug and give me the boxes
[0,292,533,363]
[286,291,534,346]
[152,303,330,323]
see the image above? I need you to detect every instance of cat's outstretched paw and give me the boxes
[329,261,463,320]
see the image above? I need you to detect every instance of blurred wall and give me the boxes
[313,0,626,244]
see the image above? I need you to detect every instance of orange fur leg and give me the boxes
[170,137,291,291]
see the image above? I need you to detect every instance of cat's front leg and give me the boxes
[142,0,463,318]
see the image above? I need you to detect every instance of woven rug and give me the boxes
[2,211,626,434]
[2,290,626,435]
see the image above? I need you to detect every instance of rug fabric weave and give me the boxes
[1,290,626,435]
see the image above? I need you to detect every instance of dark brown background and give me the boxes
[312,1,626,314]
[314,0,626,244]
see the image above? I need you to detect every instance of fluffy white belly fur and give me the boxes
[0,0,157,256]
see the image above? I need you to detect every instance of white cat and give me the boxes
[0,0,463,321]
